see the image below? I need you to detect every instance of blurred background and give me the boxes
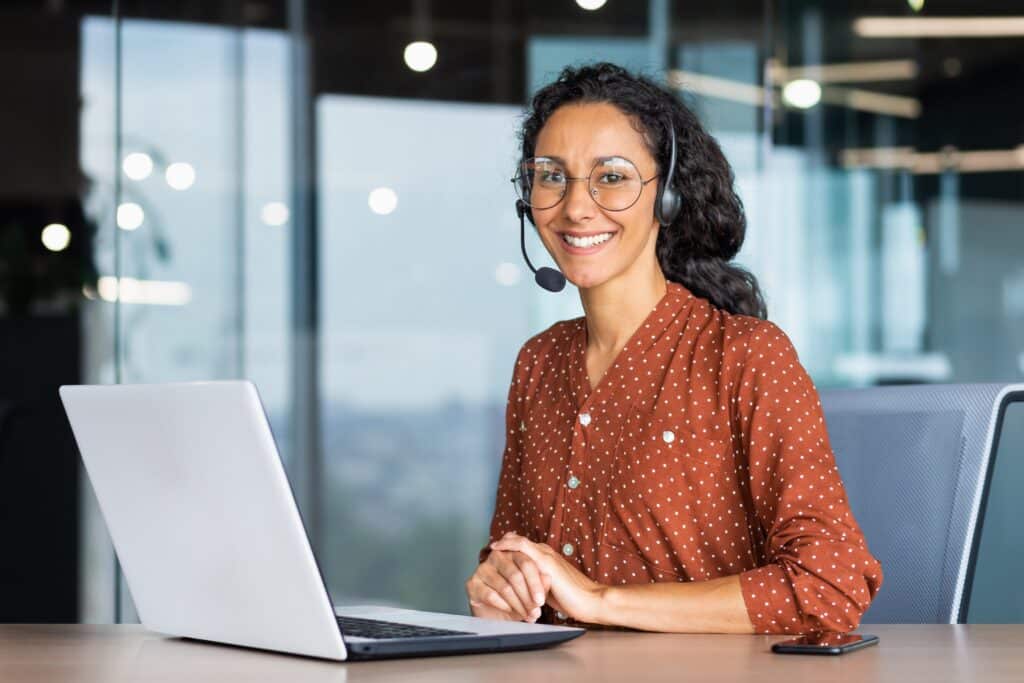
[1,0,1022,624]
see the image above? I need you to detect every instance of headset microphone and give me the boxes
[517,199,567,292]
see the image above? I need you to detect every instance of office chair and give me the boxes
[820,383,1024,624]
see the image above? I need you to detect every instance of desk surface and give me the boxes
[2,624,1022,682]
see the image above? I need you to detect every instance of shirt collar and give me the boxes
[569,280,696,410]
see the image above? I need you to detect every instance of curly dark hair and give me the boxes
[520,62,767,319]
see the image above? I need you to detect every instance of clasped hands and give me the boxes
[464,531,606,624]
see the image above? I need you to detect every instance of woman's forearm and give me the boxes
[589,574,756,634]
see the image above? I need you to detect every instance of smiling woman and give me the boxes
[466,63,884,635]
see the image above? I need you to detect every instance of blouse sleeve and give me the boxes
[478,345,529,564]
[733,321,883,633]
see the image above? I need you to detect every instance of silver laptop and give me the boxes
[59,380,583,661]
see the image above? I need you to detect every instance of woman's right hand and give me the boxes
[465,548,551,622]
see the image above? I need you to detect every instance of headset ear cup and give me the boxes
[656,119,682,226]
[655,178,682,227]
[659,187,682,226]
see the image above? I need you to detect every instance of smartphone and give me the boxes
[771,633,879,655]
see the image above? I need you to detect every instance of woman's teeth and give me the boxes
[562,232,614,248]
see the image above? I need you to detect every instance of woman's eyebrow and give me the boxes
[535,154,629,164]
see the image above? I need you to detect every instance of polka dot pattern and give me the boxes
[480,282,883,633]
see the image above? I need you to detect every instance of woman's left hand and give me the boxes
[489,532,605,624]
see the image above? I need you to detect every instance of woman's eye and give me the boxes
[599,173,623,184]
[540,170,565,183]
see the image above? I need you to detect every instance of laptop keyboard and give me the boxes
[336,615,473,640]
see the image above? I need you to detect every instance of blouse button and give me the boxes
[567,475,581,490]
[662,430,675,444]
[579,412,591,427]
[562,543,575,556]
[556,611,567,620]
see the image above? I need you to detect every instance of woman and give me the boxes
[465,63,882,634]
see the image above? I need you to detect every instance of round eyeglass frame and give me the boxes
[511,156,659,212]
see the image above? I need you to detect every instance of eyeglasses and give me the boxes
[512,156,659,212]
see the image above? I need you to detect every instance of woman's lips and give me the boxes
[557,231,618,255]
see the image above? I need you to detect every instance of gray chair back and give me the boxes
[820,382,1024,624]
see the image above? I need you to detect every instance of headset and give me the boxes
[654,120,682,227]
[517,118,682,292]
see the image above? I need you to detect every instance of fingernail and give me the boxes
[530,608,541,619]
[470,600,482,606]
[534,593,545,605]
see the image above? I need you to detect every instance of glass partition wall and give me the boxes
[63,0,1024,622]
[78,2,294,622]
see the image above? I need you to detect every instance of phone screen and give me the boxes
[771,633,879,655]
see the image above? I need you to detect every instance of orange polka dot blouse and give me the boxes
[482,281,883,633]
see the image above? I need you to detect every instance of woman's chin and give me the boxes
[563,266,613,290]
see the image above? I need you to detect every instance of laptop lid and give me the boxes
[60,381,348,661]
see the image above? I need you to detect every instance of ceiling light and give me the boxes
[41,223,71,252]
[368,187,398,215]
[261,202,290,226]
[820,86,921,119]
[668,69,919,119]
[96,276,192,306]
[854,17,1024,38]
[667,70,772,107]
[122,153,153,180]
[403,41,437,72]
[782,79,822,109]
[768,59,918,85]
[116,203,144,231]
[839,145,1024,174]
[165,162,196,190]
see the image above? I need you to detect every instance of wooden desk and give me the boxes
[2,624,1021,682]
